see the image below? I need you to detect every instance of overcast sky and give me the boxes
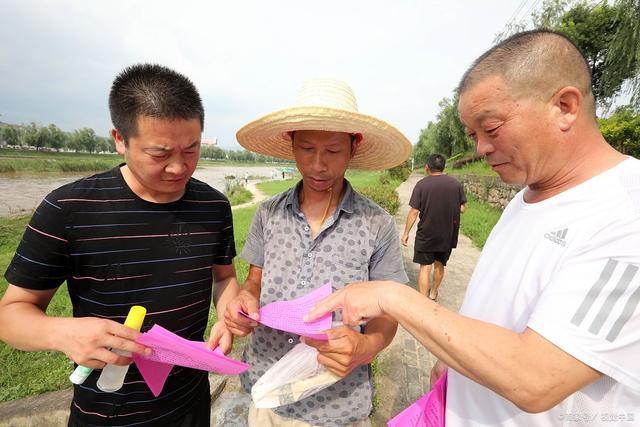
[0,1,533,149]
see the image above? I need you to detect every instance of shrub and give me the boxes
[387,160,411,182]
[359,185,400,215]
[225,183,252,206]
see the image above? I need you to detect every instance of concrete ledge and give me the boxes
[0,375,238,427]
[0,388,71,427]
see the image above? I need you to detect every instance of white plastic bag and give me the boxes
[251,342,342,408]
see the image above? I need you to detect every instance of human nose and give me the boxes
[165,155,187,176]
[475,135,495,157]
[310,150,328,172]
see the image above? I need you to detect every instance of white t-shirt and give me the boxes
[447,157,640,426]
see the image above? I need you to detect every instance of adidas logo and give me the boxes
[544,228,568,246]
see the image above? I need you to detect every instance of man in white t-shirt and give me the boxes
[306,29,640,425]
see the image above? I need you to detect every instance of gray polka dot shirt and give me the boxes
[240,180,408,426]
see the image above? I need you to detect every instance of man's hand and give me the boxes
[224,290,260,336]
[305,281,402,326]
[55,316,151,369]
[207,320,234,354]
[401,233,409,247]
[430,360,448,390]
[303,326,376,378]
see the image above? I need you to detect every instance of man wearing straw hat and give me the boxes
[226,78,412,426]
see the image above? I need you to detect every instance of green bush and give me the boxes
[225,184,252,206]
[378,173,390,185]
[359,185,400,215]
[387,160,411,182]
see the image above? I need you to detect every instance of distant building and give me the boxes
[201,137,217,146]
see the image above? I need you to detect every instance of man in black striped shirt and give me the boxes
[0,64,239,426]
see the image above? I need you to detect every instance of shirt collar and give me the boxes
[286,179,356,215]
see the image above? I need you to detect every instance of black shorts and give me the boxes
[413,249,452,266]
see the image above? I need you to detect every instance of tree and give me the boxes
[598,106,640,157]
[605,0,640,109]
[0,126,21,146]
[413,96,472,161]
[45,124,67,151]
[71,128,98,153]
[499,0,640,110]
[556,2,623,106]
[22,122,40,148]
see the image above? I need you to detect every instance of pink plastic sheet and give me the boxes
[387,370,447,427]
[133,325,249,397]
[240,282,333,340]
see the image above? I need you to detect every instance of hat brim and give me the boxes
[236,106,412,170]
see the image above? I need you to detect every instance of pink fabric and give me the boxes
[387,370,447,427]
[240,282,333,340]
[133,325,249,397]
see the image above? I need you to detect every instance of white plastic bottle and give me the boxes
[96,305,146,392]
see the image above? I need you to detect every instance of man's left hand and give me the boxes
[207,320,234,355]
[303,326,376,378]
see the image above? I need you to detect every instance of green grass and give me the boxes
[256,179,298,196]
[225,185,253,206]
[459,193,502,249]
[0,149,122,173]
[447,158,496,177]
[0,215,74,401]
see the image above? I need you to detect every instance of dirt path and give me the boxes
[232,181,269,210]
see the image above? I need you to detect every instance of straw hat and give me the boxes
[236,78,412,170]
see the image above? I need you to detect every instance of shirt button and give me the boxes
[301,280,306,285]
[287,337,294,344]
[304,225,310,231]
[307,253,313,258]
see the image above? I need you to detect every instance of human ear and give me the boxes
[112,128,127,156]
[553,87,581,132]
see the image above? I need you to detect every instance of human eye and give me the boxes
[485,123,503,136]
[146,149,169,159]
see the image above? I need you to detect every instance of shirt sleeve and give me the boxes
[409,184,421,210]
[527,215,640,392]
[369,215,409,284]
[4,190,71,290]
[240,203,266,268]
[213,198,237,265]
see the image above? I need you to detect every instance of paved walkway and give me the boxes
[0,173,482,427]
[370,173,481,425]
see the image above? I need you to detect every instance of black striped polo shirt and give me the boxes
[5,164,236,426]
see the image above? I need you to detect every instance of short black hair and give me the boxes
[426,154,445,172]
[458,29,595,117]
[109,63,204,141]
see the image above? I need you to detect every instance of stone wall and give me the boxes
[458,175,523,210]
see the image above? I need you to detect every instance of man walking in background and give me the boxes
[402,154,466,300]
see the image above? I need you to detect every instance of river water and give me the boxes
[0,165,282,217]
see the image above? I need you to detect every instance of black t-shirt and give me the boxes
[4,165,236,426]
[409,174,466,251]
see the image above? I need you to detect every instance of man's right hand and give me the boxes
[401,233,409,246]
[430,359,448,390]
[224,290,260,337]
[55,316,150,369]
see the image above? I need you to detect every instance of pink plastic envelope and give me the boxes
[240,282,333,340]
[387,370,448,427]
[133,325,249,397]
